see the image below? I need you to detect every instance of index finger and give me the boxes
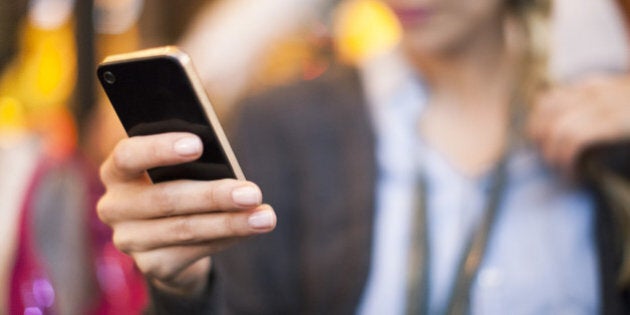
[101,132,203,184]
[98,179,263,223]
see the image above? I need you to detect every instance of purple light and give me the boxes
[24,307,43,315]
[32,279,55,308]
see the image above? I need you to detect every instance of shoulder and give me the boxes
[234,65,364,120]
[228,63,375,174]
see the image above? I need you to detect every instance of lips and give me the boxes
[390,6,432,26]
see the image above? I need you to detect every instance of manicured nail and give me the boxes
[232,186,262,206]
[248,210,275,229]
[174,136,202,156]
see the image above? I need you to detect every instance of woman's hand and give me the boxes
[97,132,277,296]
[529,74,630,172]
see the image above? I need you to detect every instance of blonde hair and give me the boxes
[506,0,552,108]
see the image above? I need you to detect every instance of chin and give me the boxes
[401,29,461,57]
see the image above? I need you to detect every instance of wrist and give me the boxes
[150,277,208,298]
[149,257,212,298]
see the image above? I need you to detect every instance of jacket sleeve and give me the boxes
[211,88,305,314]
[145,271,217,314]
[146,86,306,314]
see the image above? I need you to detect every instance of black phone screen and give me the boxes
[97,56,236,182]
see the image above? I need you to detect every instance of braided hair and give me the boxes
[506,0,552,107]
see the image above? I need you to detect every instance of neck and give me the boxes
[406,22,519,176]
[405,23,515,109]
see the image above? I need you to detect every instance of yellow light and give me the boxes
[0,96,27,130]
[0,18,77,158]
[334,0,402,64]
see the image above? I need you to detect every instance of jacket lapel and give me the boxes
[296,67,377,314]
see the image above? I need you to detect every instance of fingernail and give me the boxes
[174,136,202,156]
[232,186,262,206]
[248,210,275,229]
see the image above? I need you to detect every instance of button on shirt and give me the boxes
[356,50,599,315]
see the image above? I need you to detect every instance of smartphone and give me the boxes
[97,46,244,183]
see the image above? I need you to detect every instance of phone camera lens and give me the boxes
[103,71,116,84]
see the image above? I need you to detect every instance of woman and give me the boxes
[97,0,630,313]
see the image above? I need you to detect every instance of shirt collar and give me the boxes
[359,47,420,109]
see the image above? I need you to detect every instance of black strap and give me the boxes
[405,175,431,314]
[406,142,512,315]
[444,156,509,315]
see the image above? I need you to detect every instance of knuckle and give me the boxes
[152,184,177,217]
[220,213,245,237]
[112,229,134,254]
[203,184,222,208]
[202,179,239,209]
[171,215,196,243]
[96,196,115,225]
[137,256,170,280]
[98,161,111,184]
[112,140,133,172]
[148,140,166,163]
[141,258,181,283]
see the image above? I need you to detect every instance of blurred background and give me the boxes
[0,0,627,314]
[0,0,405,166]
